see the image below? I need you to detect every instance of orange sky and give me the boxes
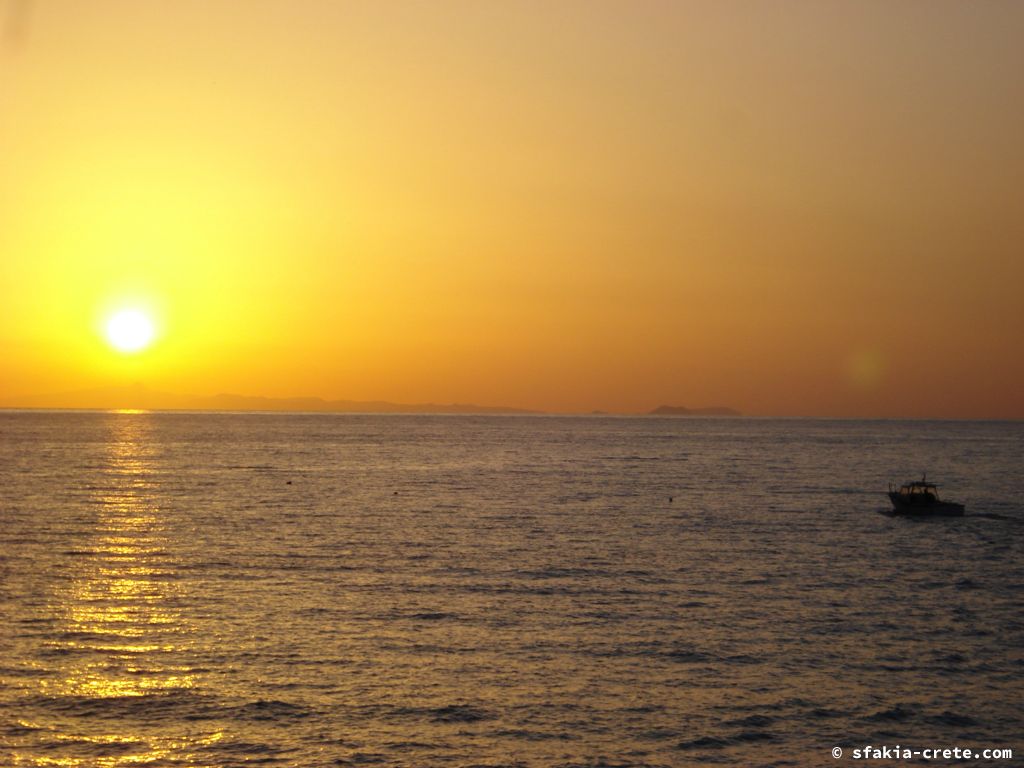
[1,1,1022,417]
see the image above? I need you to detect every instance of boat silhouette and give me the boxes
[887,475,965,517]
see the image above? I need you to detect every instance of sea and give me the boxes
[0,411,1021,767]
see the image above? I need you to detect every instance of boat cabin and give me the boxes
[890,479,941,503]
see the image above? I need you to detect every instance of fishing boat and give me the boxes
[887,476,965,517]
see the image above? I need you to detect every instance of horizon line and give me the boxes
[1,406,1022,423]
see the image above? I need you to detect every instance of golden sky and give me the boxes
[2,1,1022,417]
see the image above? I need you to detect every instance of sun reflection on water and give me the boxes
[19,414,210,766]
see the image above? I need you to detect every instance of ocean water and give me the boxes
[0,412,1021,767]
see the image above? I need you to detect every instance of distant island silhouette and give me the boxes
[1,385,743,416]
[648,405,741,416]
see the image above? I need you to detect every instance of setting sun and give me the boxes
[105,309,155,353]
[0,1,1021,418]
[0,4,1022,768]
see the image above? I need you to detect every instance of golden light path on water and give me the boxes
[2,412,1023,764]
[17,415,221,766]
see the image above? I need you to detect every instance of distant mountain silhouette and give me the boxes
[1,384,540,414]
[649,404,741,416]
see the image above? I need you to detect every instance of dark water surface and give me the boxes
[1,412,1021,766]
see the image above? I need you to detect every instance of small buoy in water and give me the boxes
[286,481,292,485]
[393,491,398,495]
[669,496,673,502]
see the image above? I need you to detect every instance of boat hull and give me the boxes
[887,492,965,517]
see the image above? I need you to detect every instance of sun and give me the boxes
[105,309,156,353]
